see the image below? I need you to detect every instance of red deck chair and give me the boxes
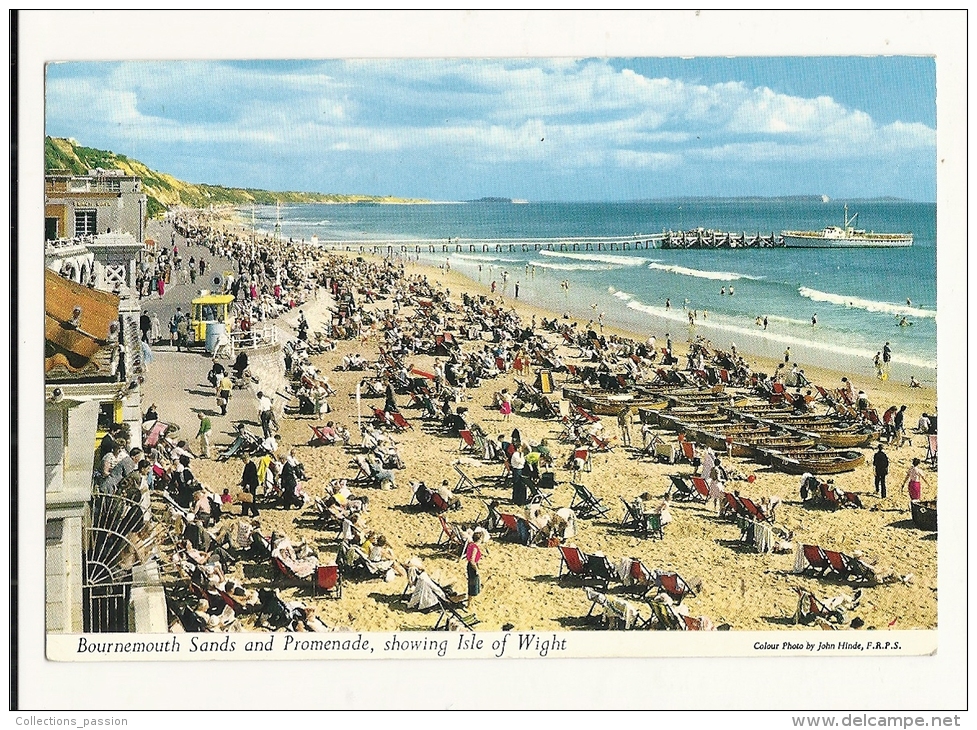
[309,424,334,446]
[557,545,588,577]
[458,429,476,452]
[625,558,656,597]
[822,549,853,579]
[719,368,730,384]
[655,571,696,605]
[430,491,451,514]
[680,615,710,631]
[436,515,466,554]
[679,440,700,466]
[495,356,507,372]
[217,588,249,614]
[720,491,745,518]
[690,476,710,501]
[372,407,392,427]
[800,544,832,576]
[861,409,881,426]
[312,564,342,599]
[739,496,770,523]
[390,411,413,431]
[498,512,537,545]
[772,382,785,395]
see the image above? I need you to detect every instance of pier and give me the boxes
[312,229,784,256]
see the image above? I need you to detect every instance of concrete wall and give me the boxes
[44,400,99,633]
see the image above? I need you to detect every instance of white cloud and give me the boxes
[45,58,935,188]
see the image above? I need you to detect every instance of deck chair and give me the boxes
[667,474,698,502]
[720,492,746,520]
[925,434,937,469]
[309,424,336,446]
[458,429,476,453]
[823,549,877,585]
[570,483,610,519]
[349,456,380,488]
[312,564,342,599]
[679,440,701,468]
[818,481,863,510]
[435,514,467,555]
[620,497,643,532]
[433,597,480,631]
[452,464,480,495]
[793,586,845,625]
[646,598,686,630]
[556,545,617,591]
[654,571,696,605]
[739,496,770,523]
[498,512,539,546]
[641,512,664,540]
[527,479,554,508]
[591,433,613,452]
[390,411,413,431]
[623,558,657,597]
[216,433,246,462]
[690,476,711,501]
[795,544,832,577]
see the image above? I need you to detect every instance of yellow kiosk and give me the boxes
[190,293,235,345]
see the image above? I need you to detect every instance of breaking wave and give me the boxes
[539,250,648,267]
[798,287,936,319]
[648,263,762,281]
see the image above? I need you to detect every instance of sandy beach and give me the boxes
[162,216,939,635]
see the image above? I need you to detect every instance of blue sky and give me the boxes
[45,57,936,202]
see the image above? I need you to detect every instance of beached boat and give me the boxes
[781,205,913,248]
[756,447,865,475]
[910,500,937,532]
[562,387,669,415]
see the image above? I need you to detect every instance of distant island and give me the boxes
[467,197,530,204]
[44,137,430,217]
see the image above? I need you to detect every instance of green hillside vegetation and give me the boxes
[45,137,426,217]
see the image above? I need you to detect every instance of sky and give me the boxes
[44,57,936,202]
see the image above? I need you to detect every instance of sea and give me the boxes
[246,199,937,385]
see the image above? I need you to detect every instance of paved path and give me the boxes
[140,218,240,350]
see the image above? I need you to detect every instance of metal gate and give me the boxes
[82,490,154,633]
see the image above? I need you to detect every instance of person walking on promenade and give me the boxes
[217,373,232,416]
[257,391,275,439]
[873,444,889,498]
[196,412,212,459]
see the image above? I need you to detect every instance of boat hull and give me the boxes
[781,233,913,248]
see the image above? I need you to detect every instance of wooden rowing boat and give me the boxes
[755,448,865,475]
